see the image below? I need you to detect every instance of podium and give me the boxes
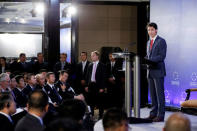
[112,52,152,123]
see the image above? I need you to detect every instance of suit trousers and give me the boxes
[148,77,165,118]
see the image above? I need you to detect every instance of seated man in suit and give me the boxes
[75,52,90,94]
[55,70,84,101]
[0,73,11,92]
[13,75,27,108]
[33,53,48,74]
[0,92,16,131]
[44,72,62,106]
[22,73,37,98]
[15,90,49,131]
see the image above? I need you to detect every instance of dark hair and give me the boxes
[26,73,34,81]
[0,92,13,110]
[58,70,69,77]
[147,22,158,30]
[57,99,86,122]
[45,118,81,131]
[15,75,24,84]
[46,72,55,79]
[0,57,6,62]
[103,108,128,130]
[19,53,26,58]
[37,52,43,57]
[39,69,48,73]
[9,73,15,80]
[81,52,87,56]
[28,90,48,111]
[60,53,67,57]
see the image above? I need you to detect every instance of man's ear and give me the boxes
[26,103,29,110]
[45,104,49,112]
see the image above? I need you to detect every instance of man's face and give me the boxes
[37,54,44,63]
[60,72,68,82]
[147,26,157,38]
[10,78,17,89]
[29,75,37,85]
[37,75,45,86]
[80,53,87,61]
[18,78,25,89]
[48,74,55,84]
[91,52,98,62]
[60,54,67,62]
[109,54,115,62]
[20,55,26,63]
[8,100,16,115]
[0,58,5,65]
[1,76,10,89]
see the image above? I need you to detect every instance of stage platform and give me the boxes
[130,108,197,131]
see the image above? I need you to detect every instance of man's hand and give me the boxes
[81,80,86,86]
[99,89,104,93]
[74,94,85,101]
[109,77,115,84]
[85,87,88,92]
[60,84,66,91]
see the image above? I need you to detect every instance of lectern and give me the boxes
[112,52,140,118]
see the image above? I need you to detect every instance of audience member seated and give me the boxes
[44,72,62,105]
[163,112,191,131]
[0,92,16,131]
[101,108,129,131]
[0,73,10,92]
[15,90,49,131]
[33,53,48,74]
[13,75,27,108]
[0,57,10,73]
[55,70,84,101]
[22,73,37,98]
[45,118,81,131]
[57,99,94,131]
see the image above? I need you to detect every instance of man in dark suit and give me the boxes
[54,53,72,79]
[145,22,167,122]
[0,57,10,73]
[13,75,27,108]
[85,51,106,119]
[33,53,49,74]
[44,72,62,105]
[106,53,123,108]
[55,70,84,101]
[14,53,32,73]
[22,73,37,98]
[15,90,49,131]
[76,52,90,94]
[0,92,16,131]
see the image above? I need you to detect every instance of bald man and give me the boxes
[163,112,191,131]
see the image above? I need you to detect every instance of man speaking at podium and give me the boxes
[145,22,167,122]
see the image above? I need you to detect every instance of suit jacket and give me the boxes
[76,61,90,81]
[0,113,14,131]
[15,61,32,73]
[0,63,10,73]
[146,35,167,78]
[15,113,44,131]
[13,88,27,107]
[44,84,62,104]
[33,61,49,73]
[22,84,34,98]
[54,61,72,74]
[106,61,123,81]
[54,80,75,100]
[86,62,106,90]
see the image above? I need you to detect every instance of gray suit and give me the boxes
[146,35,167,118]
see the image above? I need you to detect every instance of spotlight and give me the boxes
[35,3,45,15]
[67,6,77,16]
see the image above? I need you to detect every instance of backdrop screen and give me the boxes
[149,0,197,107]
[0,34,42,57]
